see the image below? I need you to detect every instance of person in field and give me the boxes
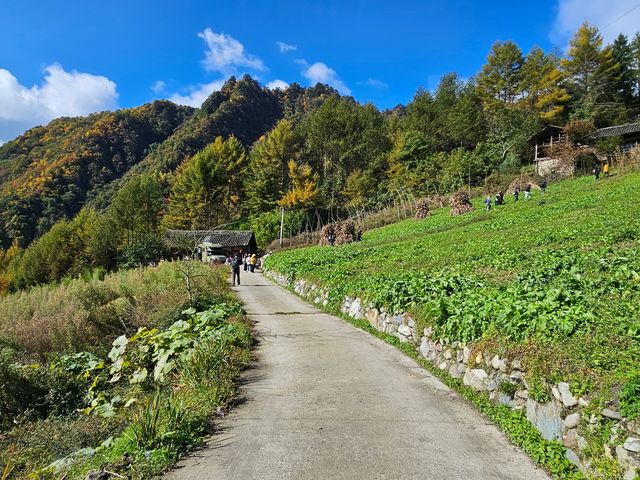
[524,183,532,200]
[485,194,492,211]
[513,186,520,201]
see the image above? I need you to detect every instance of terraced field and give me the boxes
[266,172,640,416]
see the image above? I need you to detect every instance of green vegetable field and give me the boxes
[265,173,640,408]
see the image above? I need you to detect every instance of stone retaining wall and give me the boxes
[265,269,640,479]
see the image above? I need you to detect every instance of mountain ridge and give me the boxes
[0,76,340,247]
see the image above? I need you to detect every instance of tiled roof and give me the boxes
[166,230,255,247]
[596,122,640,138]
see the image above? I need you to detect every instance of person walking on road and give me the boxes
[231,254,241,286]
[250,253,257,272]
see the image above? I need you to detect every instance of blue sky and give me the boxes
[1,0,639,142]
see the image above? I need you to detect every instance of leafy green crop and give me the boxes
[266,172,640,402]
[619,375,640,420]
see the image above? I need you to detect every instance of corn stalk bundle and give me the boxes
[415,199,431,219]
[319,224,335,246]
[335,220,356,245]
[449,190,473,216]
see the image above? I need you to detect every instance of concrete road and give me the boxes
[165,272,550,480]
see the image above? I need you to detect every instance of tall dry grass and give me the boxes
[0,261,230,359]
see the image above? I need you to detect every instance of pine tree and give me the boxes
[519,47,570,121]
[477,41,524,105]
[245,120,299,214]
[164,136,247,229]
[612,34,635,110]
[561,23,620,121]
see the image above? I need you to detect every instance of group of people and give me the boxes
[593,162,610,180]
[227,252,259,286]
[485,179,547,211]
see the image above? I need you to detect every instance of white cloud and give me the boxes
[198,27,266,74]
[168,79,226,107]
[0,64,118,142]
[267,79,289,90]
[276,41,297,53]
[551,0,640,45]
[299,60,351,95]
[365,78,388,89]
[151,80,166,94]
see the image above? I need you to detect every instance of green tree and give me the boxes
[404,75,485,153]
[164,136,247,229]
[561,23,620,122]
[485,105,540,167]
[519,47,570,121]
[477,41,524,104]
[612,34,635,108]
[341,169,377,208]
[298,97,390,206]
[245,119,300,214]
[109,173,165,246]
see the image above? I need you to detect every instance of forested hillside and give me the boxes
[0,22,639,292]
[0,75,339,248]
[0,102,193,246]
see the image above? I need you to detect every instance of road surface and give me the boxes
[165,272,550,480]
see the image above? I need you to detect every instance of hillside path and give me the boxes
[165,272,550,480]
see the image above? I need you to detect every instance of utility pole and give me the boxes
[279,207,284,247]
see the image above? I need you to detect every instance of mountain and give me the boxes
[0,76,340,248]
[0,101,193,246]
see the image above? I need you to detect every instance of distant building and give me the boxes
[533,122,640,177]
[165,230,257,262]
[594,122,640,152]
[532,125,572,177]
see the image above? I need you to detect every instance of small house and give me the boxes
[595,122,640,152]
[532,125,573,177]
[165,230,257,262]
[532,122,640,177]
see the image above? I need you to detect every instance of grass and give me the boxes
[0,260,232,358]
[0,261,253,479]
[265,171,640,478]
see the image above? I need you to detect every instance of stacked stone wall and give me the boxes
[265,270,640,479]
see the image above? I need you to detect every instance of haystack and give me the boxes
[415,199,431,219]
[449,190,473,216]
[335,220,356,245]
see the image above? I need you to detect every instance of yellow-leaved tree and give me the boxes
[277,160,319,208]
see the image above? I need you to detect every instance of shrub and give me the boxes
[619,375,640,420]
